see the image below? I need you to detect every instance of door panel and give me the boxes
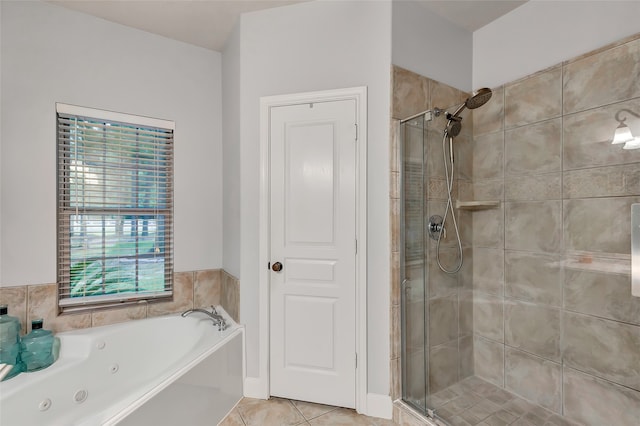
[270,100,356,408]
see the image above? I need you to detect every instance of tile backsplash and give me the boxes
[0,269,240,334]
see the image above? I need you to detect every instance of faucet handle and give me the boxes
[210,305,218,315]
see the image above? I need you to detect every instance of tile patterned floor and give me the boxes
[220,376,582,426]
[219,397,399,426]
[425,376,580,426]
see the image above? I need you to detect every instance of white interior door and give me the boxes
[269,99,357,408]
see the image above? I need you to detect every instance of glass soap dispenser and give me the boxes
[0,304,23,380]
[21,319,54,372]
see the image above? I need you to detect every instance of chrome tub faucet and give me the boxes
[181,306,228,331]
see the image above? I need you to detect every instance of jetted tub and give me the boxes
[0,307,244,426]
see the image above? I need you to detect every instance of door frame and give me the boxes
[257,86,368,413]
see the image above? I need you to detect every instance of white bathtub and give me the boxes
[0,307,244,426]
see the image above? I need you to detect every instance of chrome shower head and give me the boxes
[466,88,493,110]
[450,88,493,118]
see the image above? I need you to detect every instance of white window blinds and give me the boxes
[56,104,174,311]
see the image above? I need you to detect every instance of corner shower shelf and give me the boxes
[455,200,500,211]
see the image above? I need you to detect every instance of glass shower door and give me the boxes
[400,114,430,414]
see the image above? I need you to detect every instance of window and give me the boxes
[57,104,174,311]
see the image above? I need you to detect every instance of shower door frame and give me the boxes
[399,111,437,418]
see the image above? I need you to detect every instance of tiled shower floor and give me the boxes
[424,376,579,426]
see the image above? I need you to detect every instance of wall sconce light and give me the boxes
[612,109,640,149]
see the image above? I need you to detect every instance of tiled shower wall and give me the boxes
[390,66,474,407]
[468,33,640,425]
[0,269,240,334]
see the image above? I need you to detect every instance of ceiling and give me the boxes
[50,0,528,52]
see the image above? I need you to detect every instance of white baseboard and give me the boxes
[243,377,268,399]
[364,393,393,419]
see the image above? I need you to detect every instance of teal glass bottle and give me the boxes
[0,304,23,380]
[20,319,54,372]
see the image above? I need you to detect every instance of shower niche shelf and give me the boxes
[455,200,500,211]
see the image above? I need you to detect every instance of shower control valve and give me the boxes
[428,215,446,241]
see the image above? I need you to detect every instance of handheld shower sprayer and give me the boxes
[435,87,493,274]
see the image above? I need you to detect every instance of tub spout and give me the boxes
[0,363,14,381]
[181,306,228,331]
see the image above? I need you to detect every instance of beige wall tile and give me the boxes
[563,163,640,199]
[472,131,504,180]
[504,300,561,362]
[455,133,474,180]
[471,179,504,201]
[473,86,504,137]
[391,198,400,254]
[2,269,237,336]
[472,206,504,249]
[505,201,562,253]
[563,38,640,114]
[459,290,474,337]
[391,304,400,359]
[565,267,638,326]
[92,304,147,327]
[390,170,400,199]
[427,178,456,201]
[430,79,467,111]
[392,66,430,120]
[505,173,562,201]
[563,367,640,426]
[505,118,562,176]
[564,197,639,255]
[403,122,424,165]
[391,251,400,306]
[473,247,504,297]
[390,119,400,173]
[147,271,194,317]
[505,67,562,128]
[405,349,427,402]
[0,286,27,334]
[563,98,640,170]
[429,294,458,347]
[429,247,460,298]
[426,129,446,179]
[390,357,401,401]
[474,335,504,387]
[474,293,504,342]
[405,300,426,354]
[221,271,240,323]
[563,312,640,391]
[28,283,91,333]
[194,269,221,309]
[504,251,562,307]
[459,335,474,380]
[505,348,562,413]
[429,340,459,393]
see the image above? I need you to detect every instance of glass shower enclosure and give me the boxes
[400,110,471,420]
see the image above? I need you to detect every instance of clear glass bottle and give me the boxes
[20,319,54,372]
[0,304,23,380]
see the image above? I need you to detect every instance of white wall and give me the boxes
[392,0,473,92]
[0,2,3,281]
[0,1,223,286]
[474,0,640,89]
[236,0,393,396]
[222,24,241,278]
